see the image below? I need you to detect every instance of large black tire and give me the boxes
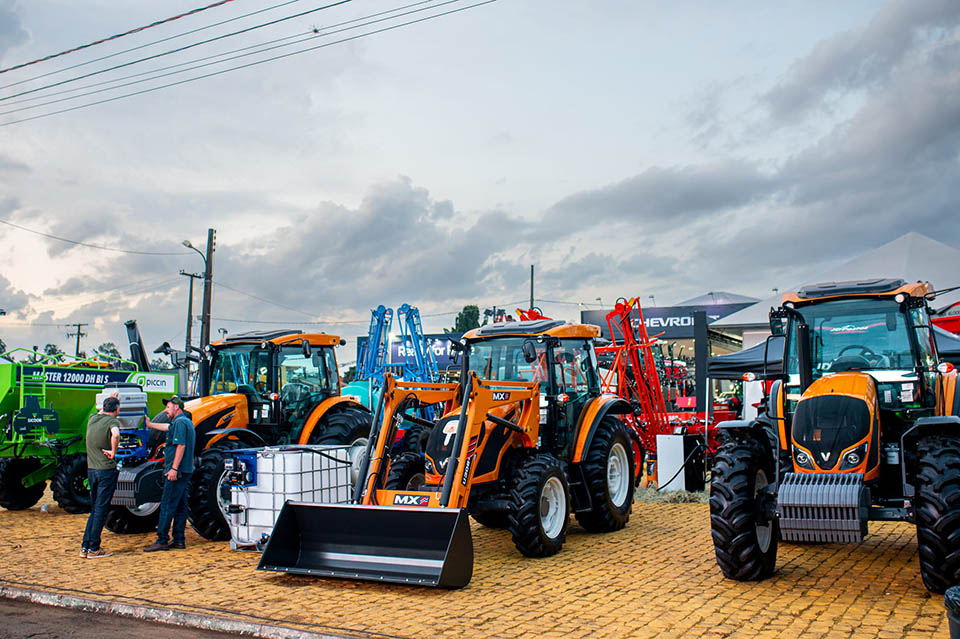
[575,418,634,533]
[309,405,372,484]
[105,504,161,534]
[915,435,960,593]
[385,452,426,491]
[400,422,430,455]
[508,454,570,557]
[188,449,234,541]
[710,437,778,581]
[50,454,91,514]
[0,458,46,510]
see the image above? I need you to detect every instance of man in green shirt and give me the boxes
[81,395,121,558]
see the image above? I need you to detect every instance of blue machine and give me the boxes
[396,303,440,384]
[356,305,393,386]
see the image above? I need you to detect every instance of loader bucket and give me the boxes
[257,502,474,588]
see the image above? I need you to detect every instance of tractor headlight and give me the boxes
[794,449,815,470]
[839,443,869,471]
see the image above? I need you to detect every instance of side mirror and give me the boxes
[522,340,538,364]
[301,339,312,357]
[769,309,786,336]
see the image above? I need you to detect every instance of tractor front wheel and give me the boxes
[105,503,161,534]
[508,454,570,557]
[188,449,234,541]
[914,435,960,593]
[575,417,634,533]
[710,437,778,581]
[0,458,46,510]
[51,454,91,514]
[385,452,426,491]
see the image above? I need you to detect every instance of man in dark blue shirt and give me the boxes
[142,396,195,552]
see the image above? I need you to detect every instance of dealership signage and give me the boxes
[357,333,464,369]
[581,303,754,340]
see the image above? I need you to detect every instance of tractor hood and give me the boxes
[185,393,248,443]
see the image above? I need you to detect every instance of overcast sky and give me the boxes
[0,0,958,364]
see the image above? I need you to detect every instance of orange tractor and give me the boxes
[108,330,370,539]
[260,318,638,587]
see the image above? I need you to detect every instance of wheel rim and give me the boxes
[539,475,566,539]
[607,441,630,507]
[349,437,369,484]
[406,473,426,491]
[127,502,160,517]
[754,469,772,552]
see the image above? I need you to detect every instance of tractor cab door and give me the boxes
[277,346,339,440]
[550,339,599,458]
[244,347,279,428]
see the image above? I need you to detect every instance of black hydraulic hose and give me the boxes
[353,386,387,503]
[656,442,704,492]
[281,446,352,465]
[440,375,472,507]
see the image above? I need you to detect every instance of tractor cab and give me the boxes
[458,319,602,458]
[205,330,343,444]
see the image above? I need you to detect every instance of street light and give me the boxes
[182,239,206,265]
[596,297,603,308]
[649,295,657,307]
[184,230,216,396]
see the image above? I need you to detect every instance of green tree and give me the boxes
[150,356,172,370]
[95,342,134,370]
[447,305,480,333]
[342,365,357,383]
[43,343,65,362]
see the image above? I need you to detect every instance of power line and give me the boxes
[0,0,442,114]
[0,0,305,91]
[212,316,369,325]
[215,281,325,318]
[0,0,240,75]
[0,0,499,127]
[0,218,191,255]
[0,0,351,103]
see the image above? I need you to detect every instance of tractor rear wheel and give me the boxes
[508,454,570,557]
[914,435,960,593]
[710,437,778,581]
[188,449,234,541]
[575,417,634,532]
[51,454,91,514]
[385,452,426,491]
[105,503,161,534]
[0,458,46,510]
[309,405,372,484]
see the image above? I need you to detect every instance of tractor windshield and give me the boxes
[466,337,598,393]
[278,346,339,398]
[786,298,917,383]
[209,345,268,394]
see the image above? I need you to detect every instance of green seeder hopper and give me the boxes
[0,348,177,513]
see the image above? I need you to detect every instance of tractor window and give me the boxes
[787,299,917,383]
[909,307,937,369]
[278,346,338,395]
[553,340,597,395]
[467,338,548,383]
[210,346,254,394]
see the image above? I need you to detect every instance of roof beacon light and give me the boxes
[938,362,955,374]
[742,372,757,382]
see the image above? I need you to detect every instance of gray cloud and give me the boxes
[0,153,29,174]
[763,0,960,122]
[0,1,28,63]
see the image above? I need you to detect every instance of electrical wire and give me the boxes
[0,0,351,103]
[0,0,306,91]
[0,0,444,114]
[0,0,499,127]
[0,218,191,255]
[0,1,240,75]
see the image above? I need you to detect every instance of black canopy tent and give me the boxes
[707,328,960,380]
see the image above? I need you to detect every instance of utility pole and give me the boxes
[65,323,88,357]
[530,265,534,310]
[179,270,202,359]
[199,228,215,396]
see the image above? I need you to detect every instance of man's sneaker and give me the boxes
[79,548,88,558]
[170,542,186,550]
[142,542,170,552]
[85,549,113,558]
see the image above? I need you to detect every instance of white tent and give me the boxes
[714,232,960,331]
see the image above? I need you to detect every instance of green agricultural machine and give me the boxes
[0,348,177,513]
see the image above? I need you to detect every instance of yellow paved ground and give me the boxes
[0,490,949,638]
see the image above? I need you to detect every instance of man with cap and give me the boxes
[81,393,121,558]
[142,396,195,552]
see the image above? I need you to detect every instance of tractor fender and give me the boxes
[717,419,778,461]
[571,395,632,464]
[204,428,267,450]
[901,416,960,492]
[297,396,370,445]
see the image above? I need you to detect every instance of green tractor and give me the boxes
[0,348,177,514]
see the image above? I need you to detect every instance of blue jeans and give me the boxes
[82,468,119,552]
[155,473,192,545]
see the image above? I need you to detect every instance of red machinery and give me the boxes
[933,302,960,335]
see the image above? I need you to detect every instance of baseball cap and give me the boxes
[163,396,186,409]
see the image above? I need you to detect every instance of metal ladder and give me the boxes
[15,360,49,442]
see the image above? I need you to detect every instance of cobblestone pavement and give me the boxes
[0,490,949,638]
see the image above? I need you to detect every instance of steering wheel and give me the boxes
[828,344,875,372]
[281,382,312,404]
[837,344,877,360]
